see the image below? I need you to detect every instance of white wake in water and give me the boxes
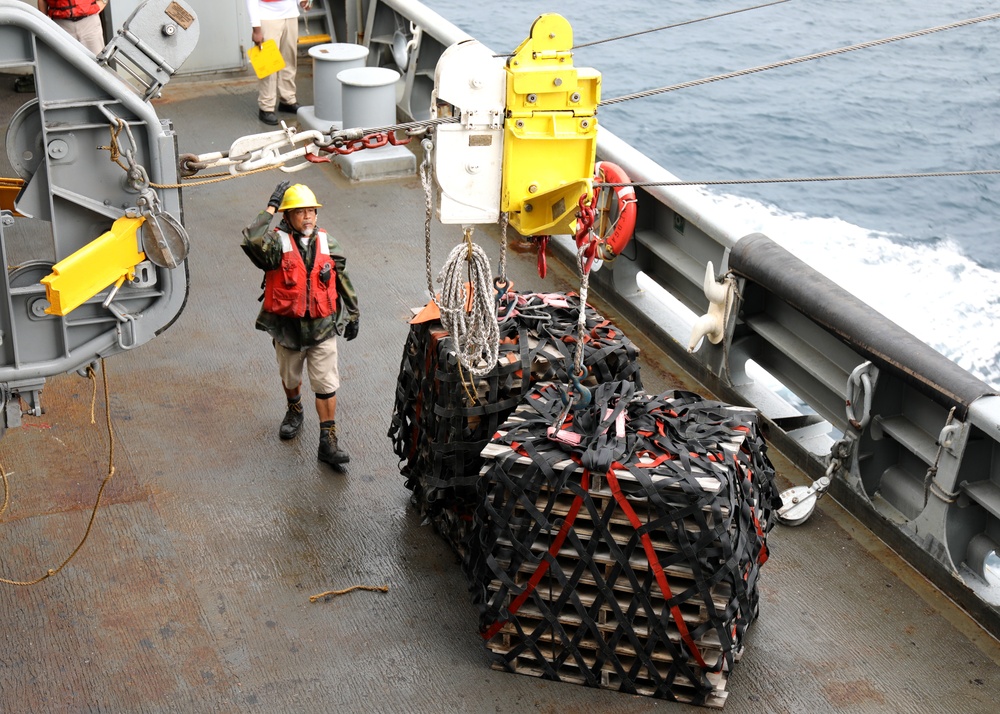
[701,190,1000,390]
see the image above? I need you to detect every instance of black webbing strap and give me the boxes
[467,382,781,704]
[387,292,643,549]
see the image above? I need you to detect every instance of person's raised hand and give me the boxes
[268,180,291,210]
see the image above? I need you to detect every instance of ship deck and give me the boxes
[1,69,999,713]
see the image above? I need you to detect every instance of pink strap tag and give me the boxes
[547,426,581,446]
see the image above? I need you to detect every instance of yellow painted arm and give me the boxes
[0,177,25,217]
[41,216,147,316]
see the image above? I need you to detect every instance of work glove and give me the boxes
[268,180,291,210]
[343,319,359,341]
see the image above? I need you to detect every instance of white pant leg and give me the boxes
[53,14,105,55]
[258,16,298,111]
[275,16,299,106]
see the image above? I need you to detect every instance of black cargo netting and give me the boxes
[388,292,642,550]
[466,380,781,706]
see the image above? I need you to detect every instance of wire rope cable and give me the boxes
[573,0,791,50]
[599,12,1000,107]
[595,168,1000,189]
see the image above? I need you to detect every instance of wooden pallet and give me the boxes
[489,639,731,708]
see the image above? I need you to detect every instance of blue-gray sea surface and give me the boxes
[423,0,1000,387]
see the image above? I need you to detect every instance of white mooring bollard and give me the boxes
[298,43,370,131]
[333,66,416,181]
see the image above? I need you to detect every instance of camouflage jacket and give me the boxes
[241,210,360,350]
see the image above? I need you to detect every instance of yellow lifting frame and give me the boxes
[501,13,600,237]
[0,177,25,217]
[41,215,147,316]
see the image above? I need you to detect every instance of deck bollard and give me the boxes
[334,66,416,180]
[298,43,369,131]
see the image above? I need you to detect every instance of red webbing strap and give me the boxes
[604,463,710,670]
[633,449,672,468]
[482,469,591,640]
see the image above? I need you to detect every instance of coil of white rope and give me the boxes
[437,231,500,379]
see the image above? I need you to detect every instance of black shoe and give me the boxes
[258,109,278,125]
[14,75,35,93]
[318,421,350,466]
[279,401,304,440]
[277,101,301,114]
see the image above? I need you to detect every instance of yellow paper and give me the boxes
[248,40,285,79]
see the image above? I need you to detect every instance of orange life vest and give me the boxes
[45,0,103,20]
[263,230,339,318]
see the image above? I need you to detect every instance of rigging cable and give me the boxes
[573,0,791,50]
[596,168,1000,189]
[491,0,793,57]
[599,12,1000,107]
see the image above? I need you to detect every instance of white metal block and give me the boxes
[431,40,506,225]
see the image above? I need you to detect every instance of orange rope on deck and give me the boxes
[0,359,116,587]
[309,585,389,602]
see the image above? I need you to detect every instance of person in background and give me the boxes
[247,0,312,125]
[38,0,108,55]
[241,181,360,468]
[15,1,106,92]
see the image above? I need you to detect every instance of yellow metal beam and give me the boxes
[0,177,25,217]
[41,216,147,316]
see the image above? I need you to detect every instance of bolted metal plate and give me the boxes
[117,0,200,73]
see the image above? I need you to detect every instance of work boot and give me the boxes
[14,75,35,93]
[279,399,304,440]
[318,420,349,466]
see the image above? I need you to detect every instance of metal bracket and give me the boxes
[106,302,139,350]
[98,0,201,100]
[2,380,45,431]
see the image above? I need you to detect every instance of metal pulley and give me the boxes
[775,476,830,526]
[141,206,189,268]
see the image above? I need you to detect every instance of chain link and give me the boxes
[419,138,436,299]
[498,212,509,283]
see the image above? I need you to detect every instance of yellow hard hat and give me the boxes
[278,184,322,211]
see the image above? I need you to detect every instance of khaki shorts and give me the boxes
[274,338,339,394]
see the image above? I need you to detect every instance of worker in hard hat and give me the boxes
[241,181,360,467]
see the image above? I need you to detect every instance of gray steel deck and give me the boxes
[1,68,998,713]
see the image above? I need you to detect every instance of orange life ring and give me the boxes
[593,161,637,261]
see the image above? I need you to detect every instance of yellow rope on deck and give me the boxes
[0,359,116,587]
[309,585,389,602]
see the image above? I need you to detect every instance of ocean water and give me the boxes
[421,0,1000,388]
